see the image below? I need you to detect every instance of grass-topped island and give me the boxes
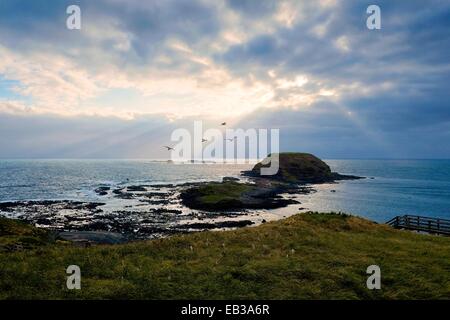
[180,153,362,211]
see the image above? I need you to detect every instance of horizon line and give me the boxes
[1,157,450,161]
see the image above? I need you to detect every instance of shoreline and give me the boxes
[0,176,361,245]
[0,153,365,245]
[0,178,317,244]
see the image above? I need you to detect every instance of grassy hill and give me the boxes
[1,213,450,299]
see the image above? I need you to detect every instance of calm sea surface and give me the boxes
[1,159,449,223]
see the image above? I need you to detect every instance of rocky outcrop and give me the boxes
[181,152,363,211]
[243,152,362,183]
[180,181,302,211]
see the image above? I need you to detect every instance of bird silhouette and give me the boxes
[163,146,174,151]
[221,122,226,126]
[202,138,208,142]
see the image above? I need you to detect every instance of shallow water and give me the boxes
[299,160,450,222]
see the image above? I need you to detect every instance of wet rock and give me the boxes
[139,199,170,205]
[142,192,171,198]
[223,176,240,182]
[150,184,174,188]
[127,186,147,192]
[35,218,53,225]
[112,188,124,195]
[152,208,182,215]
[113,189,134,199]
[0,202,17,212]
[95,186,110,196]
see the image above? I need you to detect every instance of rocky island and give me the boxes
[243,152,362,183]
[180,153,363,211]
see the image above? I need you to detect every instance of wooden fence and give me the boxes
[386,215,450,236]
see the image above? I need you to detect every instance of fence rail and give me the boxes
[386,215,450,236]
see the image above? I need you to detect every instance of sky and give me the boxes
[0,0,450,159]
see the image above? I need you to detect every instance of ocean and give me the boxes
[1,159,449,223]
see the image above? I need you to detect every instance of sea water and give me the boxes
[0,159,449,223]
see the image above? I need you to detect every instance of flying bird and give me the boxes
[221,122,226,126]
[163,146,174,151]
[202,138,208,142]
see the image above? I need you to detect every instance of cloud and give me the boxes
[0,100,33,115]
[0,0,450,157]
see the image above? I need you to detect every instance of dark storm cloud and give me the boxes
[0,0,222,68]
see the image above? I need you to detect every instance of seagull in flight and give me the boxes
[163,146,174,151]
[202,138,208,143]
[221,122,226,126]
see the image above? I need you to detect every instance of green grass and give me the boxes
[0,217,58,250]
[192,182,255,204]
[1,213,450,299]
